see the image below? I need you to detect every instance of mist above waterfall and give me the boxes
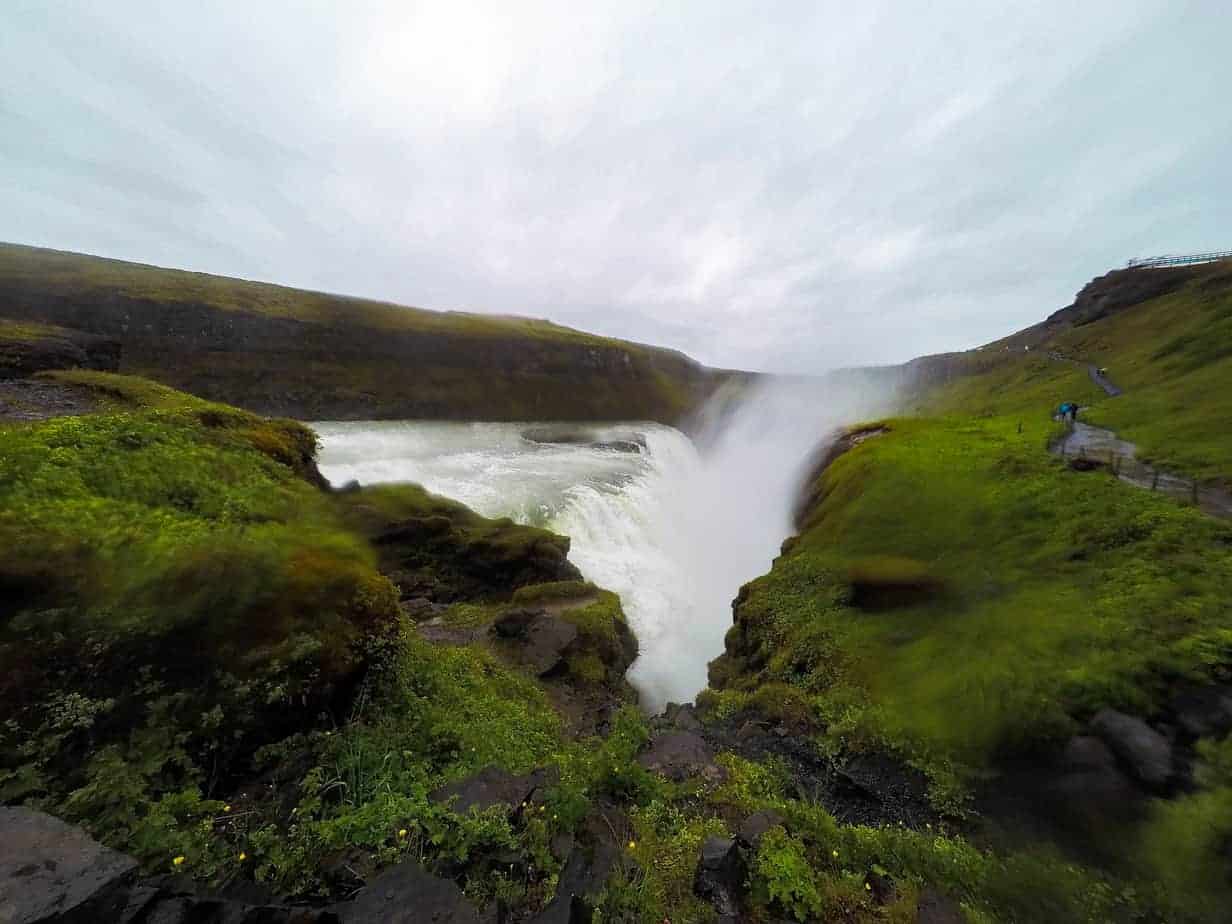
[314,374,893,710]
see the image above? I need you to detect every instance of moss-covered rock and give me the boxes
[333,483,582,603]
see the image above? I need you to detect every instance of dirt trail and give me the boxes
[1087,364,1122,397]
[1042,352,1231,517]
[1052,422,1232,519]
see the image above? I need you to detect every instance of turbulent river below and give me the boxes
[314,380,886,711]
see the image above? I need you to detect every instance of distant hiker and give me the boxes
[1057,402,1078,423]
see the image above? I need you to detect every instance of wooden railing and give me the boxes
[1126,250,1232,269]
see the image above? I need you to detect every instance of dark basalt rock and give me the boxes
[916,886,965,923]
[333,861,487,923]
[1090,709,1174,789]
[521,428,647,454]
[0,326,120,380]
[736,810,784,850]
[497,611,579,675]
[693,836,746,920]
[530,817,623,924]
[430,766,557,817]
[0,808,344,924]
[0,806,138,924]
[659,702,703,732]
[492,607,545,638]
[637,730,725,783]
[1171,684,1232,739]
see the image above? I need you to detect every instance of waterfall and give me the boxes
[314,376,889,711]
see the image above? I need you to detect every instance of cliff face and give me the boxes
[0,243,731,423]
[0,319,119,380]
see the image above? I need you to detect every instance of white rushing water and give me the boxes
[313,377,889,711]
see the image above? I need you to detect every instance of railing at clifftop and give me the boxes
[1126,250,1232,269]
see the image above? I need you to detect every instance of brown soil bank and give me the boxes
[0,243,738,423]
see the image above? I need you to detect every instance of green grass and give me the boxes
[0,318,72,342]
[721,415,1232,767]
[691,262,1232,921]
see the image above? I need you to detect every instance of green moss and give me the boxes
[0,380,408,877]
[511,580,598,604]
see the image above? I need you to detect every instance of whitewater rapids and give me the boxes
[314,379,888,711]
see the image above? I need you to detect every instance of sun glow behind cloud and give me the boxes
[1,0,1227,372]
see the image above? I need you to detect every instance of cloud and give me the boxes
[1,0,1227,373]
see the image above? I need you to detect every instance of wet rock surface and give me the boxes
[496,612,579,676]
[0,806,137,924]
[520,427,647,454]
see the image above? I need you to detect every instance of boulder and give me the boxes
[0,806,137,923]
[637,731,724,783]
[1090,709,1173,789]
[497,611,579,675]
[530,827,621,924]
[430,766,556,817]
[693,836,746,919]
[334,861,486,923]
[1047,735,1141,834]
[736,810,784,850]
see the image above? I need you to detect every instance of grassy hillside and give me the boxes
[0,372,639,904]
[693,261,1232,922]
[905,258,1232,483]
[0,243,733,423]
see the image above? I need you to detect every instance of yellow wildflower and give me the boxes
[398,828,408,838]
[172,856,186,867]
[223,805,232,813]
[831,850,839,858]
[238,852,247,862]
[627,840,636,850]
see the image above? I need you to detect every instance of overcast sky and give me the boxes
[2,2,1228,372]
